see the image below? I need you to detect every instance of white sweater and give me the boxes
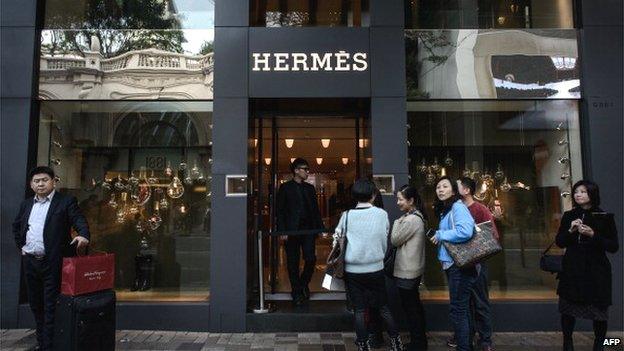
[336,204,390,273]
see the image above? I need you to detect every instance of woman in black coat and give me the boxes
[556,180,619,351]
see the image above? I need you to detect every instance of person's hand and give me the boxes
[430,233,440,245]
[321,232,329,239]
[492,207,503,219]
[70,236,89,256]
[578,224,595,237]
[569,219,582,233]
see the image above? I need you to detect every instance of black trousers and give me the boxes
[23,255,60,350]
[285,234,316,296]
[398,276,428,349]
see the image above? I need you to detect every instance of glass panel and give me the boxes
[38,101,212,302]
[250,0,369,27]
[407,100,581,300]
[405,29,580,100]
[44,0,215,29]
[405,0,575,29]
[39,29,214,100]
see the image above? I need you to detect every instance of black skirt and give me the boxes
[559,298,609,321]
[344,270,388,309]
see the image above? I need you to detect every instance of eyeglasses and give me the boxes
[297,167,310,172]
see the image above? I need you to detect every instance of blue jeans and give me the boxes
[471,264,493,347]
[446,264,479,351]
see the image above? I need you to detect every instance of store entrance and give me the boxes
[248,99,371,302]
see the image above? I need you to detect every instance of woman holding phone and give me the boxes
[556,180,619,351]
[429,176,476,351]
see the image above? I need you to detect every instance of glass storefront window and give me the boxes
[408,100,581,300]
[405,0,575,29]
[44,0,215,29]
[250,0,370,27]
[37,101,212,302]
[405,29,580,100]
[39,29,214,100]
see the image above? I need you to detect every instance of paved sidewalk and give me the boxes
[1,329,623,351]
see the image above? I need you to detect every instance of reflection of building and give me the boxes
[39,37,214,100]
[411,29,580,99]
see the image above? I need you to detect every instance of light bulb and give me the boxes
[321,139,331,148]
[254,139,258,147]
[264,158,271,165]
[285,139,294,148]
[358,139,367,148]
[179,204,187,214]
[290,158,296,163]
[341,157,349,165]
[166,176,185,199]
[316,157,323,165]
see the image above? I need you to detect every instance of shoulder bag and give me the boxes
[442,211,502,268]
[326,210,349,279]
[540,240,563,274]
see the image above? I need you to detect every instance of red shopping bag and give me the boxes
[61,253,115,296]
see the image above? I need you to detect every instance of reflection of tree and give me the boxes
[405,30,456,99]
[199,41,214,55]
[42,0,185,58]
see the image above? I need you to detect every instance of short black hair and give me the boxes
[351,179,375,203]
[29,166,55,182]
[572,180,601,208]
[290,158,309,173]
[458,176,476,195]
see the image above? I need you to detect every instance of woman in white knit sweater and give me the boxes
[337,179,403,351]
[391,185,428,351]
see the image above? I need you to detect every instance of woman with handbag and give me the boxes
[338,179,403,351]
[556,180,619,351]
[391,185,428,351]
[428,176,476,351]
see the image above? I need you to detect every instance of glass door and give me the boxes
[249,113,371,300]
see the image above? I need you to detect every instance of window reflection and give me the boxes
[38,101,212,301]
[250,0,369,27]
[408,100,581,300]
[39,29,214,100]
[405,0,575,29]
[43,0,215,29]
[405,29,580,99]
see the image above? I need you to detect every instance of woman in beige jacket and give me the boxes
[391,185,428,350]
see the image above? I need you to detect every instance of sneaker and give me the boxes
[446,337,457,348]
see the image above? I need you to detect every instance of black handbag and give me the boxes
[540,241,563,274]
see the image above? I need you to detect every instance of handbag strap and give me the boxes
[542,240,557,256]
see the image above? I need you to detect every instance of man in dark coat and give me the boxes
[12,166,90,350]
[276,158,324,305]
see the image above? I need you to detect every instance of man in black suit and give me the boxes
[12,166,90,350]
[276,158,324,305]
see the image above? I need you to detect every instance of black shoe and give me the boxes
[293,294,305,306]
[405,340,428,351]
[563,337,574,351]
[368,332,384,348]
[302,286,310,300]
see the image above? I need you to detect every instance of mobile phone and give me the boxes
[425,228,436,238]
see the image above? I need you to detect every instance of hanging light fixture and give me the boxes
[285,139,294,148]
[316,157,323,165]
[321,139,331,148]
[290,158,296,163]
[341,157,349,165]
[358,139,367,148]
[254,138,258,147]
[264,157,271,165]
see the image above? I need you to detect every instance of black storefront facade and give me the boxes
[1,0,622,333]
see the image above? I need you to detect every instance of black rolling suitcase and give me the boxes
[53,289,116,351]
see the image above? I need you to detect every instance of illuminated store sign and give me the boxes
[251,51,368,72]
